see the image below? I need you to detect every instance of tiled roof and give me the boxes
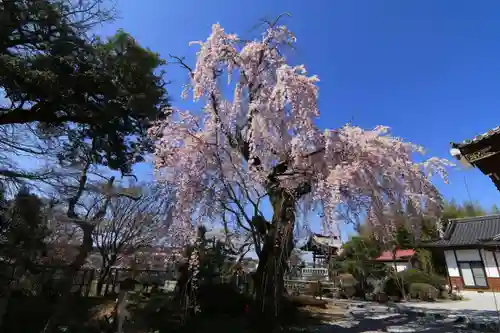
[375,249,415,261]
[311,234,343,248]
[452,126,500,149]
[300,233,343,251]
[423,214,500,247]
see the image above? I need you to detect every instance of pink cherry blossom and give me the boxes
[149,23,452,250]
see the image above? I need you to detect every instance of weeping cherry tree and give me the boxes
[149,20,451,317]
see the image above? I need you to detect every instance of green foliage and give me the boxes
[384,200,492,250]
[393,224,414,249]
[195,227,236,282]
[384,269,445,298]
[400,269,446,290]
[383,276,404,298]
[379,200,494,277]
[0,187,49,268]
[343,235,381,259]
[409,283,439,301]
[415,248,434,273]
[337,236,386,281]
[336,273,357,298]
[0,0,169,174]
[440,200,488,229]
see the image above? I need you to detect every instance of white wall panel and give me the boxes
[445,250,460,277]
[481,250,499,278]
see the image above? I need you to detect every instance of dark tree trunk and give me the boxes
[0,265,26,328]
[96,266,110,296]
[392,249,406,300]
[42,226,93,333]
[252,189,296,329]
[96,255,117,296]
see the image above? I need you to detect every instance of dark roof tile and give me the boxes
[452,126,500,149]
[424,214,500,247]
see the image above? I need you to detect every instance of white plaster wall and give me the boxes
[444,250,460,277]
[481,250,500,278]
[384,262,410,272]
[395,262,409,272]
[455,249,481,262]
[495,251,500,268]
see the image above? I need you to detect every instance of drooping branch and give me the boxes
[152,21,450,260]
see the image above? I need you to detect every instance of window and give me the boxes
[458,261,488,287]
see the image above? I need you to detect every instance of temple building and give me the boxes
[450,126,500,191]
[300,233,343,267]
[430,126,500,291]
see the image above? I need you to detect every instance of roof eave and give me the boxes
[419,242,500,249]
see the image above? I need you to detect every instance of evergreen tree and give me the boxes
[0,187,49,267]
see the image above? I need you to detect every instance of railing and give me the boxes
[301,267,329,280]
[284,278,336,298]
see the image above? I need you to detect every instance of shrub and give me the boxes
[383,269,445,298]
[341,285,356,299]
[400,269,445,291]
[197,283,251,315]
[383,276,404,298]
[409,283,439,301]
[336,273,357,299]
[337,273,356,287]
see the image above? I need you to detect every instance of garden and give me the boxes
[0,1,476,332]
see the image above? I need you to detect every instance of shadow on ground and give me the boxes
[289,301,500,333]
[396,303,500,324]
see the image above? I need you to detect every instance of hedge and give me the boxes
[409,283,439,301]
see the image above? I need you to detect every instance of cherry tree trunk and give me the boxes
[252,190,296,327]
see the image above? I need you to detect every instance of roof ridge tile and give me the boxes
[450,214,500,223]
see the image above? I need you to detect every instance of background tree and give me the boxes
[492,204,500,214]
[440,200,488,230]
[337,236,385,291]
[0,187,51,326]
[93,186,172,295]
[198,227,237,282]
[0,0,169,188]
[151,20,450,320]
[0,1,171,331]
[0,187,49,266]
[369,200,492,278]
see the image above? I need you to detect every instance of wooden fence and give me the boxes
[0,262,179,297]
[0,262,95,296]
[0,262,324,298]
[99,267,178,296]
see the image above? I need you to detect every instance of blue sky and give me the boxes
[95,0,500,240]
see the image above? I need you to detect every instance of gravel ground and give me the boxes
[293,297,500,333]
